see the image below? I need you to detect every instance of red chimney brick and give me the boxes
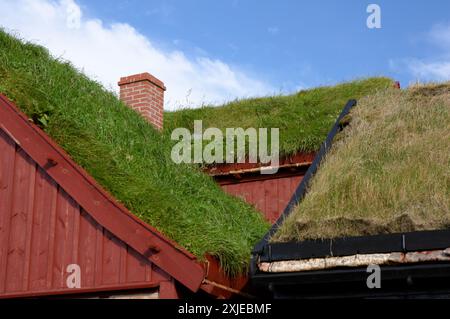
[118,72,166,130]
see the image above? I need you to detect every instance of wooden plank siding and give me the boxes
[0,94,207,298]
[221,175,304,224]
[0,129,175,298]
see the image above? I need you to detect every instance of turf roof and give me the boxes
[273,83,450,242]
[0,29,404,275]
[164,77,394,157]
[0,29,269,276]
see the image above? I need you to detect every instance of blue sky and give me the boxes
[78,0,450,88]
[1,0,450,108]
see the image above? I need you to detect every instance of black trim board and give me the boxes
[253,99,358,255]
[259,229,450,263]
[250,99,357,276]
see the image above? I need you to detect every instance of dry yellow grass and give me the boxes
[273,83,450,242]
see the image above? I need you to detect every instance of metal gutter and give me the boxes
[258,229,450,263]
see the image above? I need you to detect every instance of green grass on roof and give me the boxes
[164,77,393,157]
[273,83,450,242]
[0,29,270,276]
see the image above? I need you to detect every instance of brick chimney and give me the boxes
[118,72,166,130]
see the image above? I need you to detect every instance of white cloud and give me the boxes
[398,23,450,82]
[407,60,450,81]
[0,0,275,110]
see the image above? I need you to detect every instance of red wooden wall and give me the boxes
[220,175,304,224]
[0,129,174,298]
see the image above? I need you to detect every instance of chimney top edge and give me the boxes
[118,72,166,91]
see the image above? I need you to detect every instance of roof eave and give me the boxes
[0,94,205,292]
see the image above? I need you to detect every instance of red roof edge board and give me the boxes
[205,152,316,176]
[0,94,205,293]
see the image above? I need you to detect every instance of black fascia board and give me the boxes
[251,99,357,273]
[253,99,358,254]
[258,229,450,263]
